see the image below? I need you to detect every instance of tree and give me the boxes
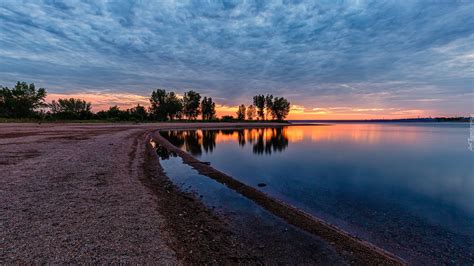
[265,94,273,120]
[149,89,168,121]
[246,105,256,120]
[149,89,183,121]
[166,92,183,121]
[201,97,216,120]
[49,98,92,119]
[270,97,290,120]
[0,81,47,118]
[183,90,201,120]
[253,95,265,120]
[220,115,234,122]
[129,104,147,121]
[236,104,246,120]
[103,105,129,120]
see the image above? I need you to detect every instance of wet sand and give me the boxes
[1,123,403,264]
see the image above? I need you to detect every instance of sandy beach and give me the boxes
[1,123,403,264]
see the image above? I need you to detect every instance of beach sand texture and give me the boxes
[1,123,402,264]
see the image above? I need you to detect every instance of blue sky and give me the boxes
[0,0,473,118]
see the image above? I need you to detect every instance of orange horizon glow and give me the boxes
[169,125,420,148]
[46,93,451,120]
[208,126,420,145]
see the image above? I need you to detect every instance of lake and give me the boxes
[160,123,474,263]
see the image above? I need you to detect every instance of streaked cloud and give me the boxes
[47,92,149,111]
[1,0,473,118]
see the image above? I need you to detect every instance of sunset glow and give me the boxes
[46,92,434,120]
[2,1,473,119]
[205,126,420,145]
[2,1,473,262]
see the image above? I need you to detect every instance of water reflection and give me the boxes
[155,143,178,160]
[202,130,217,153]
[159,123,474,263]
[161,127,289,156]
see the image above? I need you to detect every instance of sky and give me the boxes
[0,0,473,119]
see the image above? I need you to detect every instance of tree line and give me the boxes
[234,94,290,121]
[0,81,291,122]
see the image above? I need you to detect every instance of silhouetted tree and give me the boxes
[166,92,183,121]
[236,104,246,120]
[253,95,265,120]
[96,105,130,120]
[108,105,124,118]
[220,115,234,122]
[149,89,183,121]
[149,89,168,121]
[128,104,148,121]
[201,97,216,120]
[270,97,290,120]
[265,94,273,120]
[183,90,201,120]
[50,98,92,119]
[0,81,47,118]
[246,105,256,120]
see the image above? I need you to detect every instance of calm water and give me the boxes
[161,123,474,263]
[158,155,345,264]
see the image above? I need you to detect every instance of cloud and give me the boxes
[46,92,149,111]
[0,0,473,117]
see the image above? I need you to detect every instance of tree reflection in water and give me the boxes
[202,130,217,153]
[160,127,289,156]
[184,130,202,156]
[155,144,178,160]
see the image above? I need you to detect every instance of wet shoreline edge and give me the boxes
[150,125,406,265]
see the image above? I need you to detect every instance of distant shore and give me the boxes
[1,122,401,264]
[1,115,470,124]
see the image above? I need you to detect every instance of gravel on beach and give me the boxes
[1,122,402,264]
[1,123,177,263]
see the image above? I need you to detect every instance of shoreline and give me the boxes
[1,122,403,263]
[151,126,404,265]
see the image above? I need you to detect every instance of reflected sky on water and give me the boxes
[161,123,474,263]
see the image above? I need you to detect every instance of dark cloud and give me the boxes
[0,0,472,115]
